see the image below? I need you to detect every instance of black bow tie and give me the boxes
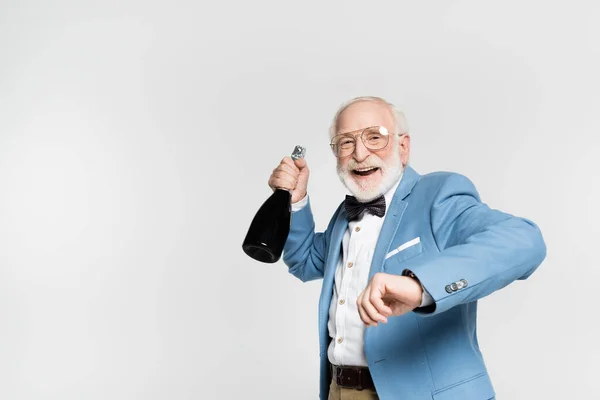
[344,194,386,221]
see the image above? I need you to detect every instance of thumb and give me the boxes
[294,157,307,171]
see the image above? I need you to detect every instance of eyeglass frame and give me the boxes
[329,126,406,158]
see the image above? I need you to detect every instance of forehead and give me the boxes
[336,101,395,134]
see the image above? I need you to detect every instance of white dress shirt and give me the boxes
[291,173,432,367]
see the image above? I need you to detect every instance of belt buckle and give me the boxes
[355,368,363,391]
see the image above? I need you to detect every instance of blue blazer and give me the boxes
[282,166,546,400]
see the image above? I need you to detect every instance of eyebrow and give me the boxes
[336,127,369,136]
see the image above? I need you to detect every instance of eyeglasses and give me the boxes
[330,126,402,158]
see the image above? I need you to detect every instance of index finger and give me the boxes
[370,286,393,318]
[281,157,300,174]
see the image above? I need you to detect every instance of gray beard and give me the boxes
[337,153,404,202]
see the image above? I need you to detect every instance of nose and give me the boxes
[353,137,370,163]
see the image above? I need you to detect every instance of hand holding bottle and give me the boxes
[243,146,307,263]
[268,156,310,204]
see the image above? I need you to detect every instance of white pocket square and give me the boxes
[385,237,421,260]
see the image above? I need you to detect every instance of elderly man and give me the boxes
[268,96,546,400]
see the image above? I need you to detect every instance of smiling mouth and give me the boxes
[352,167,380,176]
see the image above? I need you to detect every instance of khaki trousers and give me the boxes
[328,378,379,400]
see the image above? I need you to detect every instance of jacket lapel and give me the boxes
[368,166,421,280]
[318,205,348,354]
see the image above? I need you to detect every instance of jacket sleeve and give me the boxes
[282,197,339,282]
[405,173,547,316]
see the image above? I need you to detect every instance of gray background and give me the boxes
[0,1,598,399]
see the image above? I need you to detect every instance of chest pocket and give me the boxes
[384,237,423,264]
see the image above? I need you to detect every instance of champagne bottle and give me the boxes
[242,145,306,263]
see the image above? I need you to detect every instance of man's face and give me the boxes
[334,101,410,202]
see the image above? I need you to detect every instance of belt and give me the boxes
[331,364,375,391]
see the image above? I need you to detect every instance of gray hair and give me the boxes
[328,96,409,139]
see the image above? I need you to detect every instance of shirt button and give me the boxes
[347,262,353,268]
[337,337,343,344]
[355,226,361,232]
[339,299,345,305]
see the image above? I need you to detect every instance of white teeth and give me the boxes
[355,167,376,172]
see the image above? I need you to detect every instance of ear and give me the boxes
[399,134,411,166]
